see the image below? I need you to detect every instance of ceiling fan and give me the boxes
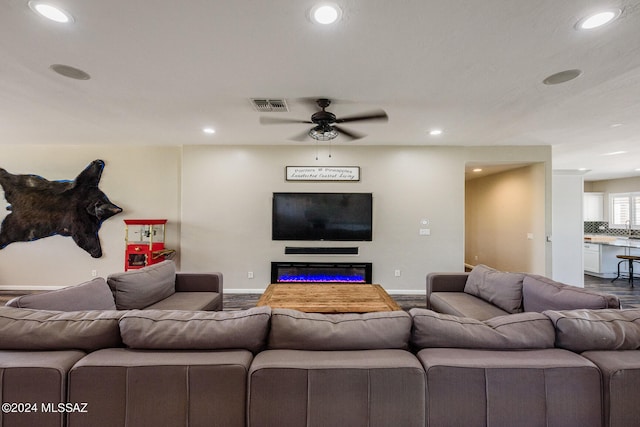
[259,98,388,141]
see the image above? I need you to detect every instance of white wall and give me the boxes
[0,145,181,288]
[552,171,585,286]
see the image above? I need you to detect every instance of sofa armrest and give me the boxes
[426,273,469,309]
[175,272,223,295]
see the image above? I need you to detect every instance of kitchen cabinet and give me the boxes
[583,192,604,221]
[584,241,628,277]
[584,243,601,273]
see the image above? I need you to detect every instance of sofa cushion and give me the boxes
[143,292,221,311]
[523,274,620,312]
[429,292,510,321]
[5,277,116,311]
[544,308,640,352]
[410,308,555,349]
[0,307,123,351]
[417,348,602,427]
[268,308,411,350]
[107,260,176,309]
[118,306,271,353]
[463,264,524,313]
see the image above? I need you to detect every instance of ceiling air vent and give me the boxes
[250,98,289,112]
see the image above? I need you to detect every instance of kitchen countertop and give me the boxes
[584,235,640,249]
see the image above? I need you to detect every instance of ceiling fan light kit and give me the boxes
[309,126,339,141]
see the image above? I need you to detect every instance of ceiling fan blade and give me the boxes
[260,116,312,125]
[334,125,365,141]
[290,129,311,141]
[335,110,388,124]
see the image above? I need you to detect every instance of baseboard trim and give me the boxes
[224,288,426,295]
[0,286,427,296]
[387,289,427,295]
[0,285,66,291]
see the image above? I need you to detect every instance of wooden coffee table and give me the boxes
[257,283,401,313]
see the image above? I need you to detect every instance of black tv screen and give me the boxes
[272,192,373,241]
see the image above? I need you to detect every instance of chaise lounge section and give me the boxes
[426,264,621,320]
[5,261,223,312]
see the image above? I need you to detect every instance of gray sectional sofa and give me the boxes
[427,264,621,320]
[5,261,223,312]
[1,303,639,427]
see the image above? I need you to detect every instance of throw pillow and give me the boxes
[107,260,176,310]
[464,264,524,313]
[409,308,555,349]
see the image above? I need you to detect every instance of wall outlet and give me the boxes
[91,270,97,277]
[247,271,254,279]
[394,269,401,277]
[419,228,431,236]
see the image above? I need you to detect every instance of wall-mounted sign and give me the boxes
[286,166,360,182]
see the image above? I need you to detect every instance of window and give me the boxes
[609,192,640,229]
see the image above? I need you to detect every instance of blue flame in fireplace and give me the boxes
[278,273,365,283]
[275,263,369,283]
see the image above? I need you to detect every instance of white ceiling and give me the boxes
[2,0,640,181]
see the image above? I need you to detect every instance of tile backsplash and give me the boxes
[584,221,639,237]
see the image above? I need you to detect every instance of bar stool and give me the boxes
[611,255,640,287]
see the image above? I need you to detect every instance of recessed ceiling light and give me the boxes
[429,129,443,136]
[49,64,90,80]
[473,168,483,173]
[310,3,342,25]
[28,1,74,23]
[576,9,621,30]
[202,127,216,134]
[543,69,582,85]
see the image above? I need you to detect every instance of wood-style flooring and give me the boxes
[224,275,640,311]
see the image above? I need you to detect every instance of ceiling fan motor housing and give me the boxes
[311,111,336,124]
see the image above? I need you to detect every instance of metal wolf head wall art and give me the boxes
[0,160,122,258]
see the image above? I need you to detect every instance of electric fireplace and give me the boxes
[271,262,372,284]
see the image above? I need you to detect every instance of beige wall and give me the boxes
[587,177,640,193]
[0,144,551,292]
[465,163,547,274]
[181,145,551,292]
[0,145,181,288]
[180,145,466,293]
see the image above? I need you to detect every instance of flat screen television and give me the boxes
[272,192,373,241]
